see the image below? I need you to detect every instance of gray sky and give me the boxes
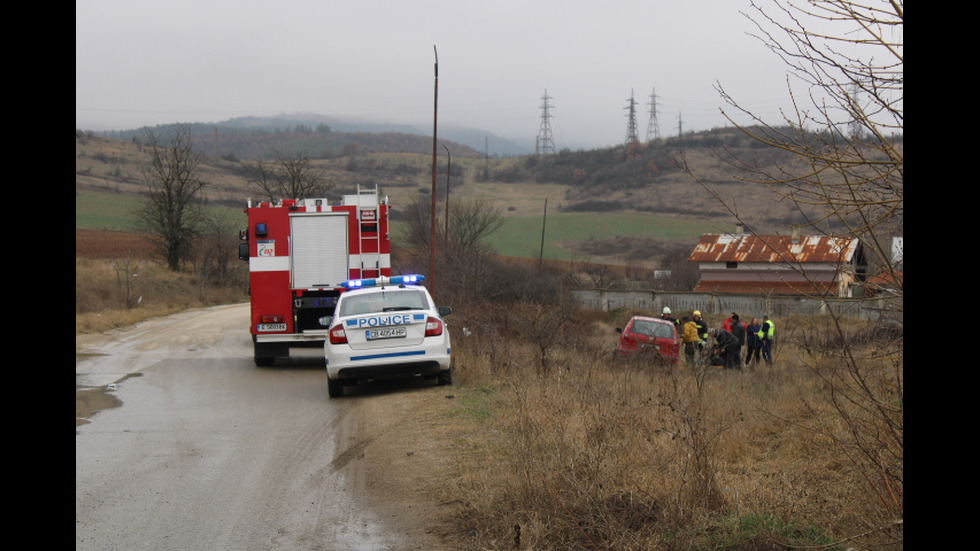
[76,0,802,150]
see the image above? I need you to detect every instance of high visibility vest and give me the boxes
[758,320,775,340]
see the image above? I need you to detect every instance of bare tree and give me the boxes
[717,0,903,252]
[399,195,503,260]
[193,209,244,291]
[136,125,209,271]
[399,195,507,301]
[703,1,902,545]
[246,150,331,201]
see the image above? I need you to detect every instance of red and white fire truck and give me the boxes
[238,185,391,366]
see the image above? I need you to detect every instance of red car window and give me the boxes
[630,320,675,339]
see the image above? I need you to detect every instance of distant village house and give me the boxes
[688,229,868,297]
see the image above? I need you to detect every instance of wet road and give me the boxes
[75,303,407,551]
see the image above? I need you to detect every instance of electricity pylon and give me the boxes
[535,90,556,155]
[625,89,639,146]
[645,87,660,141]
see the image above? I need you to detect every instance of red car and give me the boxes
[615,316,681,364]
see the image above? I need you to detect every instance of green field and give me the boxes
[75,190,246,231]
[76,189,730,261]
[481,212,732,259]
[75,189,144,230]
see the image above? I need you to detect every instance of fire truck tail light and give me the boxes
[425,316,444,337]
[260,314,284,324]
[329,324,348,345]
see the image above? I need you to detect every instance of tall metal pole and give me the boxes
[429,45,438,300]
[539,198,548,272]
[443,144,450,250]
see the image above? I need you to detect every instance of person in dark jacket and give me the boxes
[729,314,745,369]
[744,317,763,366]
[709,328,741,370]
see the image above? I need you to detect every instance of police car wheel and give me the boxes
[437,369,453,386]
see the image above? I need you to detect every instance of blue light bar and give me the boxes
[395,274,424,285]
[339,274,426,289]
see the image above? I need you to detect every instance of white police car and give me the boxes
[324,274,452,397]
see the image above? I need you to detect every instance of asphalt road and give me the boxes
[75,303,419,551]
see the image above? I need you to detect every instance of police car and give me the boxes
[324,274,452,397]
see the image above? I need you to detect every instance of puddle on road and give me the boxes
[76,372,143,428]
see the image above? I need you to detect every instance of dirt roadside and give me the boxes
[348,384,464,549]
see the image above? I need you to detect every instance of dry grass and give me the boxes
[75,228,901,550]
[76,228,248,335]
[438,302,902,550]
[76,257,248,334]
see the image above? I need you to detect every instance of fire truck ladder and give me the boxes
[354,184,382,277]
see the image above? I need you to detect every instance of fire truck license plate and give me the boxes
[366,327,407,340]
[258,323,287,332]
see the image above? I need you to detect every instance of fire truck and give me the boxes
[238,185,391,366]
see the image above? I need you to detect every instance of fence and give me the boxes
[568,288,902,324]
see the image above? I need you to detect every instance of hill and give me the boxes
[77,122,877,267]
[97,113,529,159]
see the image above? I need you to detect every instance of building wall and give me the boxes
[569,288,901,322]
[696,261,857,297]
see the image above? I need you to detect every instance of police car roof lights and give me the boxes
[340,274,426,289]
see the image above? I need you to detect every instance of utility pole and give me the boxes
[429,45,438,300]
[538,198,548,272]
[535,90,556,155]
[645,87,660,141]
[625,89,639,146]
[443,144,450,249]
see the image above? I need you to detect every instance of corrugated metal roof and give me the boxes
[688,234,859,264]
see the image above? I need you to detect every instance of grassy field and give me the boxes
[76,187,730,263]
[484,211,732,259]
[75,189,143,230]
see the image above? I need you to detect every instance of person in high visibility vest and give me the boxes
[692,310,709,354]
[758,315,776,365]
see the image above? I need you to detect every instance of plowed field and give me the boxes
[76,229,153,259]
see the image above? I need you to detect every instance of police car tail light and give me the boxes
[328,324,348,345]
[424,316,443,337]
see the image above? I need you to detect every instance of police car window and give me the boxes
[340,290,426,317]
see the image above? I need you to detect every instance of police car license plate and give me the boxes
[366,327,407,340]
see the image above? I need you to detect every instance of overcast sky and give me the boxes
[76,0,805,150]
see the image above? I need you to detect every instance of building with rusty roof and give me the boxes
[688,230,868,297]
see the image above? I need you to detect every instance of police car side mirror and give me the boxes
[438,306,452,317]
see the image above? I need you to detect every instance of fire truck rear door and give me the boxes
[289,212,350,288]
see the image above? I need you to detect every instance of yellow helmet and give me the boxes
[693,310,701,317]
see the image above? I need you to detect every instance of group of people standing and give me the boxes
[663,307,775,369]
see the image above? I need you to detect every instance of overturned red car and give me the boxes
[614,316,681,364]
